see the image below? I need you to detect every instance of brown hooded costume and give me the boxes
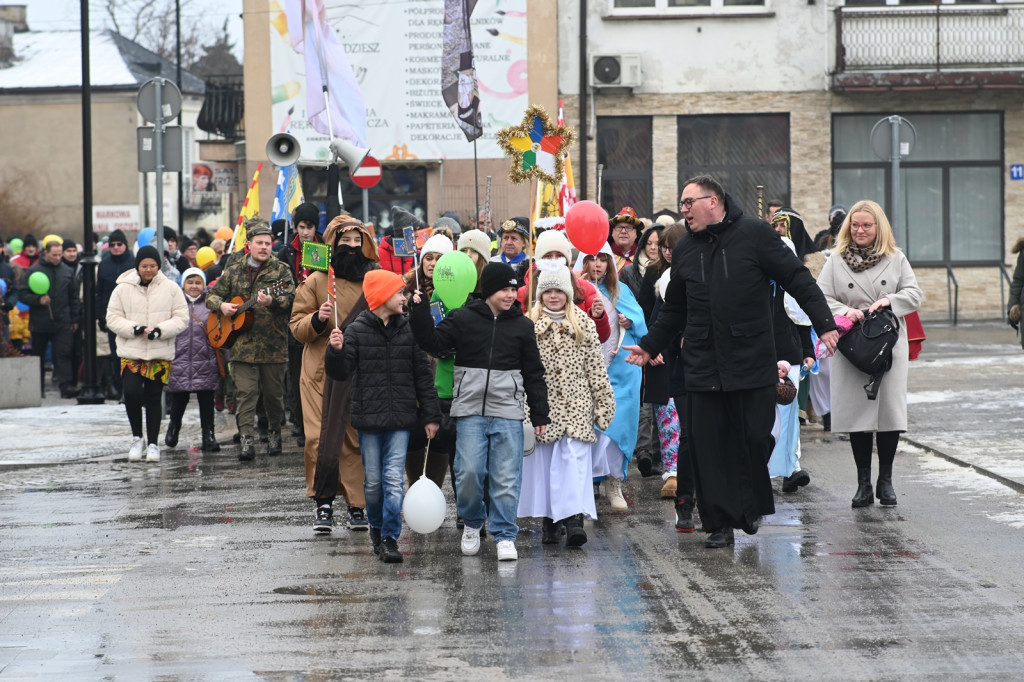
[289,215,379,502]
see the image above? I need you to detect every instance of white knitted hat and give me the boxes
[457,229,491,262]
[534,229,573,263]
[535,259,574,299]
[421,233,454,257]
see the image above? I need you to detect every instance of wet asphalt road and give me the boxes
[3,323,1024,679]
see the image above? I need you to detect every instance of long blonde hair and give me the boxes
[530,293,589,345]
[834,199,899,257]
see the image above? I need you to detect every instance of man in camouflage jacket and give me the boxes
[207,219,295,460]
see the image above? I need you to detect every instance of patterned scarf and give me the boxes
[842,244,883,273]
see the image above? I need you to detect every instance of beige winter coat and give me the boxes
[106,269,188,361]
[817,250,922,432]
[532,312,616,444]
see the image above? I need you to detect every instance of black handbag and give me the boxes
[836,309,900,400]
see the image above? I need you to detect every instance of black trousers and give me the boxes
[122,367,165,445]
[31,328,74,394]
[687,387,776,533]
[168,390,215,433]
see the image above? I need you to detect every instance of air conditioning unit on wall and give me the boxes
[590,54,643,88]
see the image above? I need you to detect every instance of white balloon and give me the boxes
[402,477,447,534]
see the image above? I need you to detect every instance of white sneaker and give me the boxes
[128,437,145,462]
[145,444,160,462]
[461,526,481,556]
[496,540,518,561]
[607,477,628,511]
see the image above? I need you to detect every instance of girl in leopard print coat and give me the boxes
[517,263,616,549]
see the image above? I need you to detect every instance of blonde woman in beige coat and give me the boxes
[816,200,922,508]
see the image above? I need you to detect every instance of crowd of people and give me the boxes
[0,175,925,560]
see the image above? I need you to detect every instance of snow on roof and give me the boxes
[0,30,204,93]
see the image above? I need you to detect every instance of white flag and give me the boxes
[284,0,367,146]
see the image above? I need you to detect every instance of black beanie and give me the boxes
[62,239,77,250]
[479,262,518,299]
[136,245,161,269]
[108,229,127,245]
[293,202,320,228]
[23,234,38,248]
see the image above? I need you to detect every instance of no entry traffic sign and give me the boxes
[350,156,382,189]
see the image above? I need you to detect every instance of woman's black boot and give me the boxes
[876,475,897,506]
[851,467,874,508]
[201,427,221,452]
[164,420,181,448]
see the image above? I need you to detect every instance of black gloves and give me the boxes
[133,325,146,336]
[147,327,162,340]
[98,319,107,333]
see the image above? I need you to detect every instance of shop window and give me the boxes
[832,112,1002,265]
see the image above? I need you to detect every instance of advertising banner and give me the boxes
[269,0,528,163]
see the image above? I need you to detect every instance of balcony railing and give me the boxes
[835,3,1024,73]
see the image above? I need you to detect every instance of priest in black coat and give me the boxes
[625,175,840,548]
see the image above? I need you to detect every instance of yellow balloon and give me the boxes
[42,234,62,248]
[196,246,217,270]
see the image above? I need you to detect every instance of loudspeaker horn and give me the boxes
[266,133,301,167]
[329,138,370,171]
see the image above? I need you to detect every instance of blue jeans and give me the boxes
[357,430,410,540]
[455,416,524,542]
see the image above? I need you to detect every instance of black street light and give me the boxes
[77,0,103,405]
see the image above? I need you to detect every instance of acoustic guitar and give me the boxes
[206,278,289,349]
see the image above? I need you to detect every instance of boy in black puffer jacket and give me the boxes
[325,269,441,564]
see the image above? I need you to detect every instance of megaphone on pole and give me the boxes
[329,138,370,171]
[266,133,301,167]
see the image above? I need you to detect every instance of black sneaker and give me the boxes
[381,537,403,563]
[704,528,735,549]
[313,505,333,533]
[674,500,695,533]
[541,517,561,544]
[370,527,382,556]
[347,507,369,531]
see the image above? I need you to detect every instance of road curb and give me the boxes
[904,436,1024,496]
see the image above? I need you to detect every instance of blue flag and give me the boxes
[393,226,418,257]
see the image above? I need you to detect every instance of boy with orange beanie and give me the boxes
[325,269,441,563]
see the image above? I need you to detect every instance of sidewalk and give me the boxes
[901,320,1024,492]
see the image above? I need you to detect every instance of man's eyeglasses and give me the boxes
[109,242,126,248]
[679,195,712,210]
[612,225,635,233]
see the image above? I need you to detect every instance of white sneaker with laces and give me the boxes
[461,526,481,556]
[607,477,628,511]
[146,443,161,462]
[128,437,145,462]
[496,540,518,561]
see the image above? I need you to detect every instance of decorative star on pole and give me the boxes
[496,104,576,186]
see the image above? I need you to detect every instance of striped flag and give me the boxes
[232,163,262,252]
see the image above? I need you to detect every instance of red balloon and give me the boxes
[565,201,609,256]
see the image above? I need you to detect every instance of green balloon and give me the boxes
[432,251,478,310]
[9,238,22,255]
[28,271,50,296]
